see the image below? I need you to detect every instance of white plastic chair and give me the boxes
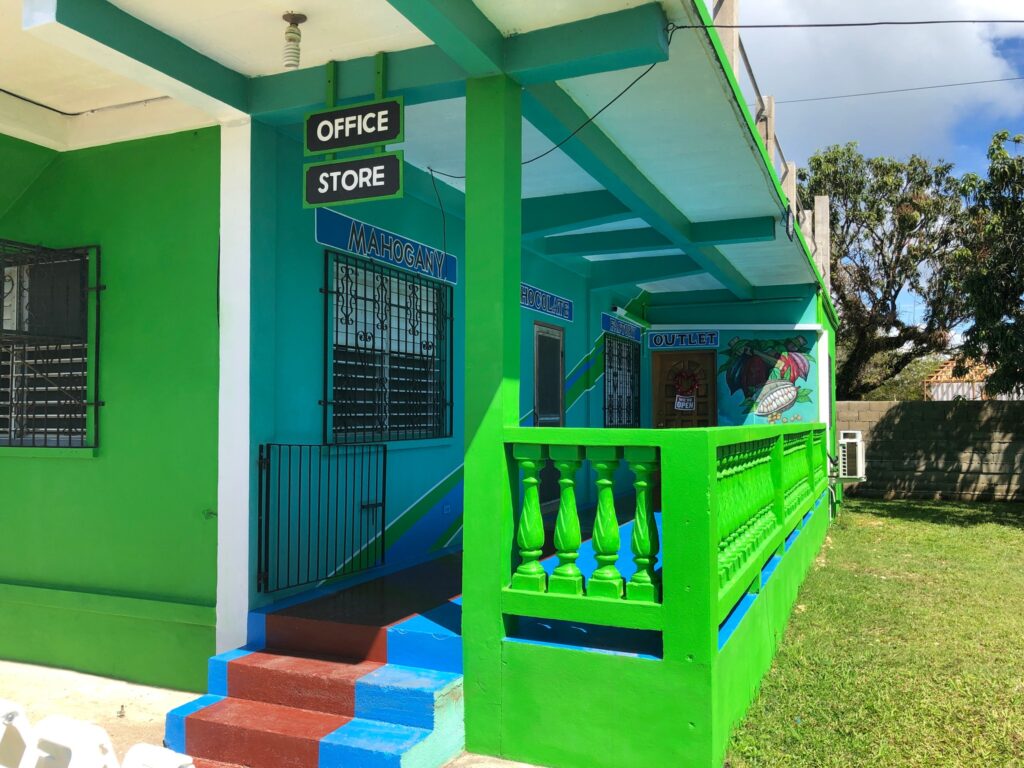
[0,701,39,768]
[32,716,118,768]
[121,745,192,768]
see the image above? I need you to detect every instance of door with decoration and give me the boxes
[652,351,717,428]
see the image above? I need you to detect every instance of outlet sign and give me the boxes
[305,98,404,154]
[647,330,719,350]
[304,152,404,207]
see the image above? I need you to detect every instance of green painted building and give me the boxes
[2,1,841,766]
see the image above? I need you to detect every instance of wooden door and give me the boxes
[652,351,717,428]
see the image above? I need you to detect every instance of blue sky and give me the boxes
[735,1,1024,330]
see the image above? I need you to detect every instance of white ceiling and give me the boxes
[474,0,656,36]
[0,0,161,113]
[403,97,602,199]
[108,0,432,77]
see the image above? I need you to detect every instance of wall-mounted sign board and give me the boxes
[647,329,719,350]
[601,312,643,343]
[315,208,457,285]
[304,151,403,207]
[521,283,573,322]
[305,97,404,154]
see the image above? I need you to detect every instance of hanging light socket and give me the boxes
[282,12,307,70]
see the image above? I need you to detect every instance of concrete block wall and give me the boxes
[838,401,1023,502]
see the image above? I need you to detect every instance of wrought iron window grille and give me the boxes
[1,239,101,448]
[604,333,641,428]
[323,250,453,444]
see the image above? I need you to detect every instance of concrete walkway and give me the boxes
[0,659,534,767]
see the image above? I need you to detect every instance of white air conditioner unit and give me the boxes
[838,430,866,482]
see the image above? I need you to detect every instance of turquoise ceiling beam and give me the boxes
[538,228,671,258]
[689,216,777,247]
[505,5,669,85]
[27,0,247,113]
[384,1,668,82]
[522,191,632,238]
[250,47,468,123]
[523,83,754,300]
[589,255,703,290]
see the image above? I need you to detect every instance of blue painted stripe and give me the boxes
[207,648,254,696]
[356,664,461,729]
[503,636,659,660]
[246,611,267,649]
[760,554,782,587]
[164,694,223,753]
[718,593,757,650]
[564,355,596,392]
[785,525,800,550]
[320,718,430,768]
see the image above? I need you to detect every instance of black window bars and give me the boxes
[0,239,101,448]
[322,250,453,444]
[604,333,641,428]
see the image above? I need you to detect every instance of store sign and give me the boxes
[601,312,643,343]
[315,208,458,284]
[647,329,719,350]
[521,283,573,322]
[306,98,404,154]
[674,394,696,411]
[304,152,403,207]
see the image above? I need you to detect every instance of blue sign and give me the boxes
[601,313,643,343]
[521,283,573,322]
[315,208,457,284]
[647,329,720,350]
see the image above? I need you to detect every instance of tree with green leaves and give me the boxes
[799,144,968,400]
[956,131,1024,396]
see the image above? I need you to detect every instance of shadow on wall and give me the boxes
[839,401,1024,503]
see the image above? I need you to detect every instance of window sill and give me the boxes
[383,436,456,453]
[0,447,96,459]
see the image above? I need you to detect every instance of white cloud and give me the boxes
[735,0,1024,165]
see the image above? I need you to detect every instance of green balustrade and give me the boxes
[548,444,584,596]
[511,443,548,592]
[626,446,659,603]
[587,445,625,599]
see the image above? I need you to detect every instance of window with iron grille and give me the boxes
[1,239,100,448]
[604,333,641,427]
[325,250,452,443]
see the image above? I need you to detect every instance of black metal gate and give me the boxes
[604,334,641,427]
[257,443,386,593]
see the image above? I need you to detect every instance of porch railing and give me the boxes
[502,423,829,649]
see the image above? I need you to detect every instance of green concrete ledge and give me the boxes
[0,581,215,627]
[0,447,96,459]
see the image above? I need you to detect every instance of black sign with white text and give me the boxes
[305,98,404,154]
[304,152,403,207]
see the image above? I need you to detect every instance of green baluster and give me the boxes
[586,445,624,599]
[548,445,584,596]
[511,443,548,592]
[626,446,660,602]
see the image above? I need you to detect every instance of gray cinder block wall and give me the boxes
[837,401,1023,502]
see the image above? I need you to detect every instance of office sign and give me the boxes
[306,97,404,154]
[304,151,403,207]
[521,283,573,322]
[647,329,719,350]
[315,208,457,284]
[601,312,643,343]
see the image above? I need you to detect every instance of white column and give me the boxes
[713,0,740,75]
[216,118,252,653]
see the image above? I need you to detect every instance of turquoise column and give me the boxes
[461,74,522,755]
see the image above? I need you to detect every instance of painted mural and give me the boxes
[719,334,816,424]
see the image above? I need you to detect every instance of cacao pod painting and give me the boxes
[718,335,814,417]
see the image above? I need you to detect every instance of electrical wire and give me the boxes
[428,167,449,261]
[0,86,170,117]
[775,75,1024,105]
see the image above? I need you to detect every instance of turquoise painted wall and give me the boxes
[0,129,221,691]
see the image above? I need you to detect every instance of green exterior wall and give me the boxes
[0,129,221,691]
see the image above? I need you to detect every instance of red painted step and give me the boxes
[186,699,348,768]
[192,760,244,768]
[227,651,382,717]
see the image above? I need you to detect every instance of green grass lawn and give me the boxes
[726,497,1024,768]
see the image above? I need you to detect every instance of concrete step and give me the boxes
[320,717,462,768]
[181,698,349,768]
[214,650,382,718]
[356,665,462,731]
[192,760,245,768]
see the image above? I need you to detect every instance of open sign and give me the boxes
[305,98,404,154]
